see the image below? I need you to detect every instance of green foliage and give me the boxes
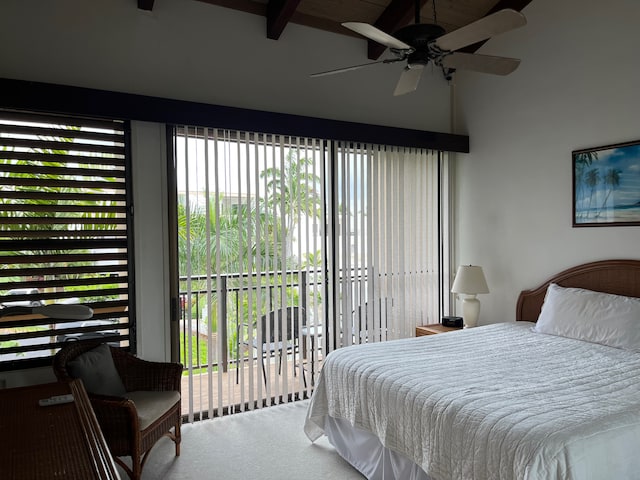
[0,128,124,294]
[179,331,210,368]
[260,151,322,259]
[0,340,20,350]
[178,148,323,366]
[177,194,285,277]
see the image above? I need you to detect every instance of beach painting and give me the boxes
[573,140,640,226]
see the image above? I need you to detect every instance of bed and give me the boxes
[304,259,640,480]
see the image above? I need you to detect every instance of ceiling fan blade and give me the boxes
[441,52,520,75]
[393,66,423,96]
[342,22,413,51]
[434,9,526,52]
[310,58,404,77]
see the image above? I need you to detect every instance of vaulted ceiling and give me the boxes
[138,0,533,59]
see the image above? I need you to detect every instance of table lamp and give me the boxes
[451,265,489,328]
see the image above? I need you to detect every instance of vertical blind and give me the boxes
[0,109,133,370]
[173,126,449,421]
[330,143,445,350]
[173,127,326,421]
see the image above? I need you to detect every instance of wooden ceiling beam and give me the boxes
[187,0,533,50]
[137,0,155,11]
[267,0,303,40]
[368,0,429,60]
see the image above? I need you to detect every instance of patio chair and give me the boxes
[250,306,306,386]
[53,342,183,480]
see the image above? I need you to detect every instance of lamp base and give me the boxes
[461,295,481,328]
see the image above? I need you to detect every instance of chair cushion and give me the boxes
[67,344,127,397]
[126,390,181,431]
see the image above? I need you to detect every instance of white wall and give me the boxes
[455,0,640,324]
[130,121,171,362]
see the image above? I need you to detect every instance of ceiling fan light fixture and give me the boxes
[407,48,430,69]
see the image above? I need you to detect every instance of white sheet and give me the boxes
[304,322,640,480]
[324,414,432,480]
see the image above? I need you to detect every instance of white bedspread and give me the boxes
[304,322,640,480]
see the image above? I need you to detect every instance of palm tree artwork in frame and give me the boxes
[572,139,640,227]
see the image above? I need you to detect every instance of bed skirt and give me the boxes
[324,415,431,480]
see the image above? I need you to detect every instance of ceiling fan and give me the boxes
[311,0,527,96]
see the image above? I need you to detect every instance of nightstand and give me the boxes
[416,323,462,336]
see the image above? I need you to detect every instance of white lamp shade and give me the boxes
[451,265,489,295]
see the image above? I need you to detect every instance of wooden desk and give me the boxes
[0,379,120,479]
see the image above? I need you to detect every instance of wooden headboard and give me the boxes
[516,259,640,322]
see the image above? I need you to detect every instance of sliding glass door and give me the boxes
[330,143,447,350]
[170,128,326,421]
[170,127,449,421]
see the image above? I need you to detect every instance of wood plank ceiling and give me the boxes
[138,0,532,59]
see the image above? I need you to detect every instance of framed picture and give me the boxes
[573,140,640,227]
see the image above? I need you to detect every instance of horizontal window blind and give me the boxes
[0,109,134,370]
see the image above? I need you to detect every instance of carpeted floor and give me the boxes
[130,399,365,479]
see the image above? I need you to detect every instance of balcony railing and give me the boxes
[178,270,315,372]
[178,267,428,376]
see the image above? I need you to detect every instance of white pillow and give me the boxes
[533,283,640,351]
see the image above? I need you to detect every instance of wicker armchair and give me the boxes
[53,342,183,480]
